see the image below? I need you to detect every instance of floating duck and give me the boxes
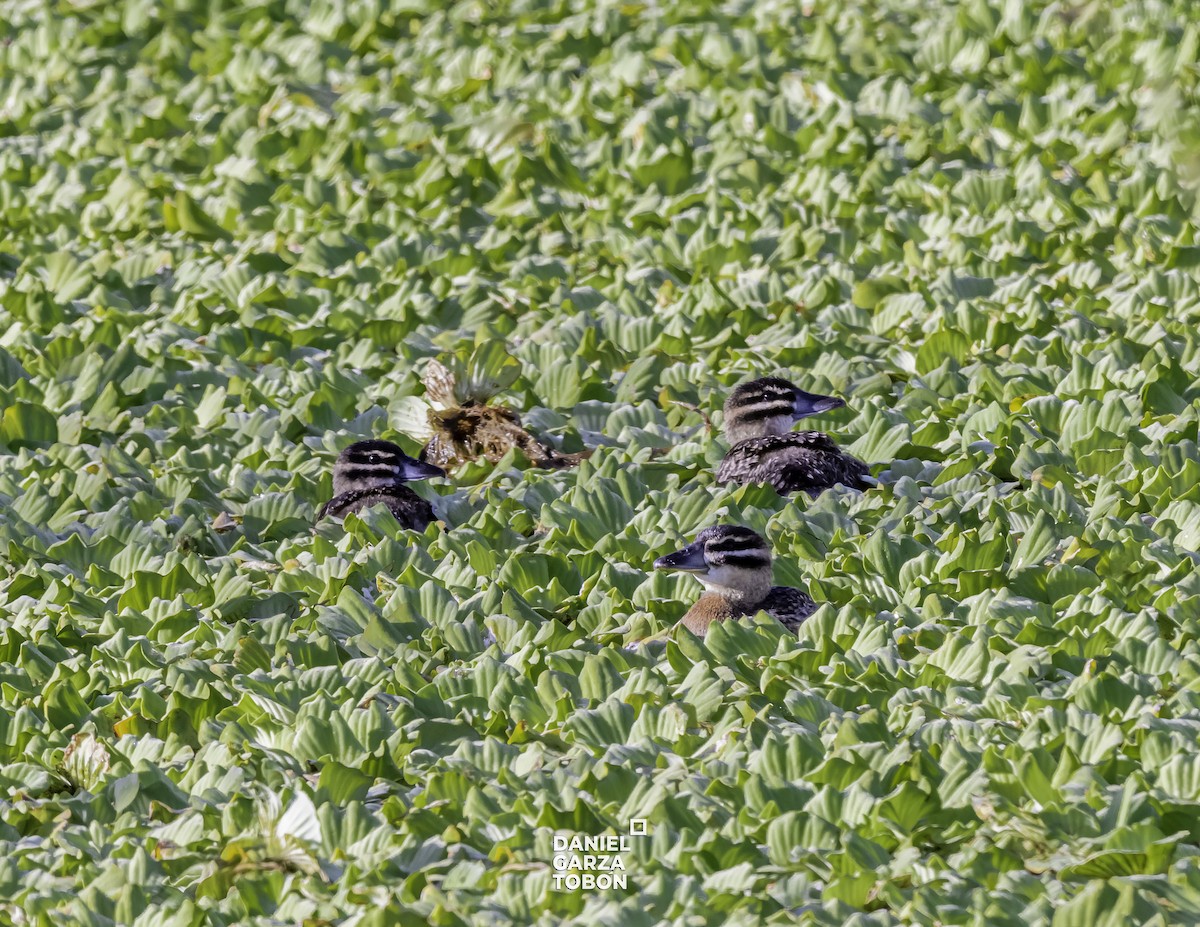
[317,439,444,529]
[654,524,815,635]
[716,376,870,493]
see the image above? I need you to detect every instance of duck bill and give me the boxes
[400,459,446,481]
[653,542,708,573]
[793,391,845,419]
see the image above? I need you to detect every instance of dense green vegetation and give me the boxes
[4,0,1200,923]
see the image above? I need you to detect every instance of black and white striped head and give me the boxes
[332,440,445,495]
[654,525,773,603]
[723,376,846,443]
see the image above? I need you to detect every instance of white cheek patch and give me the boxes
[759,414,795,436]
[696,564,740,590]
[696,562,772,601]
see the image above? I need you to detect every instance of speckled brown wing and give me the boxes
[717,433,869,494]
[317,486,436,530]
[758,586,817,633]
[774,450,869,494]
[785,430,843,453]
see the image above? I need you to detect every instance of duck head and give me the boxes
[332,439,445,495]
[723,376,846,442]
[654,524,773,605]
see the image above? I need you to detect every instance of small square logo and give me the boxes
[629,818,648,836]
